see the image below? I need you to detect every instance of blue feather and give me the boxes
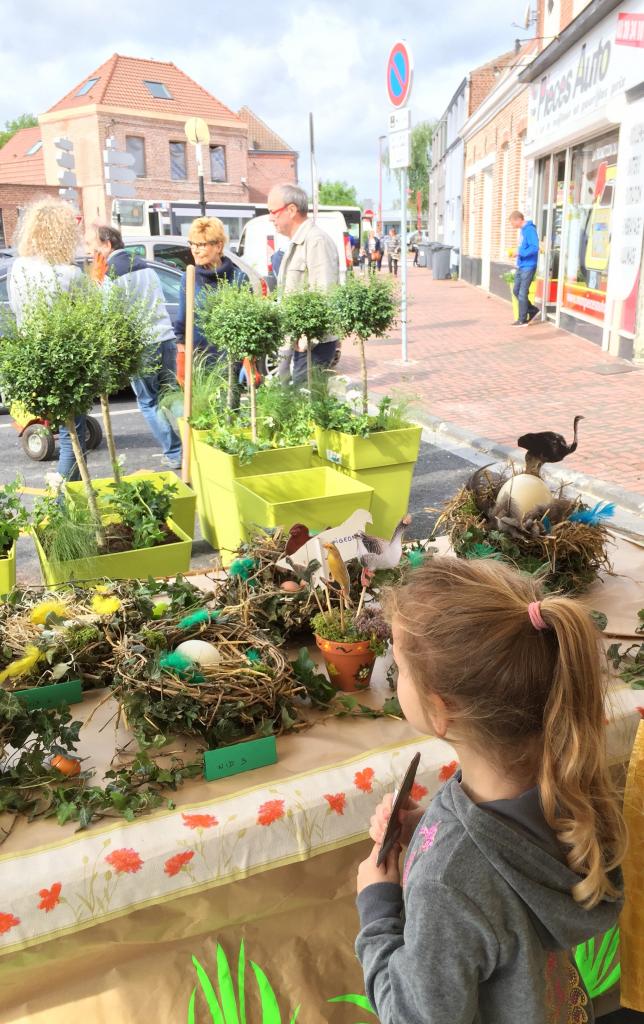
[569,501,615,525]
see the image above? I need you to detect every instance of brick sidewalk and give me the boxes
[340,266,644,498]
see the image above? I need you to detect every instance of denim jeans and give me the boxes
[291,340,338,386]
[513,266,539,323]
[130,339,182,461]
[58,416,87,481]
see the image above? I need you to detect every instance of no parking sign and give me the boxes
[387,41,413,108]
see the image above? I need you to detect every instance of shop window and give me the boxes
[209,145,226,183]
[169,142,187,181]
[561,130,619,324]
[126,136,146,178]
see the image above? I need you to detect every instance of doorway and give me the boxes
[481,168,493,291]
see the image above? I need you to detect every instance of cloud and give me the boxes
[0,0,529,200]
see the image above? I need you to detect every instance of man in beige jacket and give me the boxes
[267,183,340,384]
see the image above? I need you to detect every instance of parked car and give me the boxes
[121,235,264,293]
[236,212,353,287]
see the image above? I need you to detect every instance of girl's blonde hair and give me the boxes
[16,198,80,265]
[188,216,226,245]
[386,556,626,908]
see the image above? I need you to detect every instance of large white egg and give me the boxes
[496,474,553,517]
[175,639,221,668]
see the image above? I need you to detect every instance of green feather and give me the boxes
[159,651,205,684]
[178,608,220,630]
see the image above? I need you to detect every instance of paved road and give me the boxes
[1,397,478,587]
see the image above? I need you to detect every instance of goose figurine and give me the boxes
[356,515,412,572]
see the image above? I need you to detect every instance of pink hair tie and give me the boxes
[528,601,548,631]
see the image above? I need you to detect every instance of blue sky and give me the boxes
[1,0,530,204]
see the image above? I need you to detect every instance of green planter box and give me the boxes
[191,440,314,560]
[66,472,196,539]
[33,518,192,586]
[234,467,373,533]
[0,541,16,597]
[314,425,422,537]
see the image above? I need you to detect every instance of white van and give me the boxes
[237,211,353,286]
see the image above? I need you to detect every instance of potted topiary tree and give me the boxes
[0,478,29,595]
[280,287,335,392]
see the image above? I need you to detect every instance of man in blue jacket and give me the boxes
[509,211,540,326]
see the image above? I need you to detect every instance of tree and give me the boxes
[383,120,435,222]
[0,114,38,151]
[281,288,335,392]
[318,180,359,206]
[330,275,397,415]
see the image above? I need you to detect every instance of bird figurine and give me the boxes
[517,416,584,476]
[355,515,412,572]
[466,464,503,514]
[323,542,353,606]
[284,523,311,556]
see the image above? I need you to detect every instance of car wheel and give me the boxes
[85,416,103,451]
[22,424,56,461]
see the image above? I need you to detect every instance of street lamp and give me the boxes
[378,135,386,235]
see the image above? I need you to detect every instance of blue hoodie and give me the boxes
[174,258,247,357]
[517,220,539,270]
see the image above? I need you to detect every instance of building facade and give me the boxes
[429,78,467,269]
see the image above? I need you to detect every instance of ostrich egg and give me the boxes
[175,639,221,668]
[496,474,552,517]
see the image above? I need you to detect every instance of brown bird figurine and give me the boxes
[356,515,412,572]
[323,542,352,605]
[284,523,311,556]
[517,416,584,476]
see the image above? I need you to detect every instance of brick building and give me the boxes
[0,127,59,245]
[238,107,298,204]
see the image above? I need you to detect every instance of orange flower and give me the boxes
[438,761,459,782]
[324,792,346,815]
[411,783,428,802]
[105,848,144,874]
[354,767,375,793]
[164,851,194,877]
[38,882,62,912]
[257,799,285,826]
[637,707,644,718]
[181,813,219,830]
[0,912,20,935]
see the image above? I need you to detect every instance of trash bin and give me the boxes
[416,242,433,269]
[431,244,452,280]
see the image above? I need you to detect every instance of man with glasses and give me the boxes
[267,183,340,384]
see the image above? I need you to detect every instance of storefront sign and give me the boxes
[608,96,644,304]
[526,0,644,150]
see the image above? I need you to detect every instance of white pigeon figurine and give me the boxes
[356,515,412,571]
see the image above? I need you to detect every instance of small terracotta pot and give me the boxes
[314,635,376,692]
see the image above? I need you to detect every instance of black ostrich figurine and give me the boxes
[517,416,584,476]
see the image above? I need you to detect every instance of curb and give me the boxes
[413,409,644,517]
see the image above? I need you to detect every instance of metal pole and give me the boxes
[196,144,206,217]
[401,166,408,362]
[310,113,318,223]
[181,264,196,484]
[378,137,384,235]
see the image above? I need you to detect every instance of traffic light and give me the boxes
[54,137,79,206]
[103,137,136,199]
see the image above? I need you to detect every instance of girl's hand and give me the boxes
[357,842,401,894]
[369,792,424,848]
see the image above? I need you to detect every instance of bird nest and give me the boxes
[435,472,612,594]
[112,614,307,748]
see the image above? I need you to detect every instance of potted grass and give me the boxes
[312,601,390,693]
[0,281,191,585]
[0,478,29,596]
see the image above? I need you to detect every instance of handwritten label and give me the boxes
[15,678,83,710]
[203,736,277,782]
[325,448,342,465]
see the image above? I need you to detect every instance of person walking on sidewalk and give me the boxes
[509,211,540,326]
[94,226,182,470]
[384,227,401,276]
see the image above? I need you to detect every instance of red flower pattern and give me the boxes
[38,882,62,912]
[164,851,195,877]
[105,848,144,874]
[324,792,346,815]
[636,707,644,718]
[411,782,428,802]
[0,912,20,935]
[257,799,285,826]
[438,760,459,782]
[181,813,219,830]
[354,767,375,793]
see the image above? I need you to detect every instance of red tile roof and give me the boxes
[47,54,243,124]
[0,126,46,185]
[238,107,294,152]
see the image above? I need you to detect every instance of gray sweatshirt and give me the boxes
[356,774,622,1024]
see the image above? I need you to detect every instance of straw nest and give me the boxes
[434,471,612,594]
[113,613,307,747]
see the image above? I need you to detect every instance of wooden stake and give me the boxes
[100,394,121,484]
[181,264,196,485]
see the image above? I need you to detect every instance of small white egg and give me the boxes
[175,639,221,668]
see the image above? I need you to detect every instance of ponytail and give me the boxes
[538,596,626,908]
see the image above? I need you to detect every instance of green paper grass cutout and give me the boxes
[188,941,300,1023]
[574,925,621,998]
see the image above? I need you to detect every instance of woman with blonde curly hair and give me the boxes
[8,198,86,480]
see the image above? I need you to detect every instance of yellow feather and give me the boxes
[0,645,43,684]
[90,595,122,616]
[30,601,68,625]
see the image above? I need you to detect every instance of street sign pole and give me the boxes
[195,144,206,217]
[401,167,408,362]
[386,40,413,365]
[185,118,210,218]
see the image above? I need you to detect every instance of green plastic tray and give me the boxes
[0,541,16,597]
[234,467,373,533]
[66,472,197,540]
[314,424,422,471]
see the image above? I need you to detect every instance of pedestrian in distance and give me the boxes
[8,198,87,481]
[94,226,183,470]
[356,556,625,1024]
[366,229,383,272]
[384,227,401,276]
[509,210,540,326]
[267,182,340,385]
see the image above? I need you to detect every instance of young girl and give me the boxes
[356,557,626,1024]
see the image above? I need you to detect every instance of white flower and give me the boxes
[346,388,361,403]
[117,454,127,467]
[44,471,64,493]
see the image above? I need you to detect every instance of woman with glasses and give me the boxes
[174,217,247,364]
